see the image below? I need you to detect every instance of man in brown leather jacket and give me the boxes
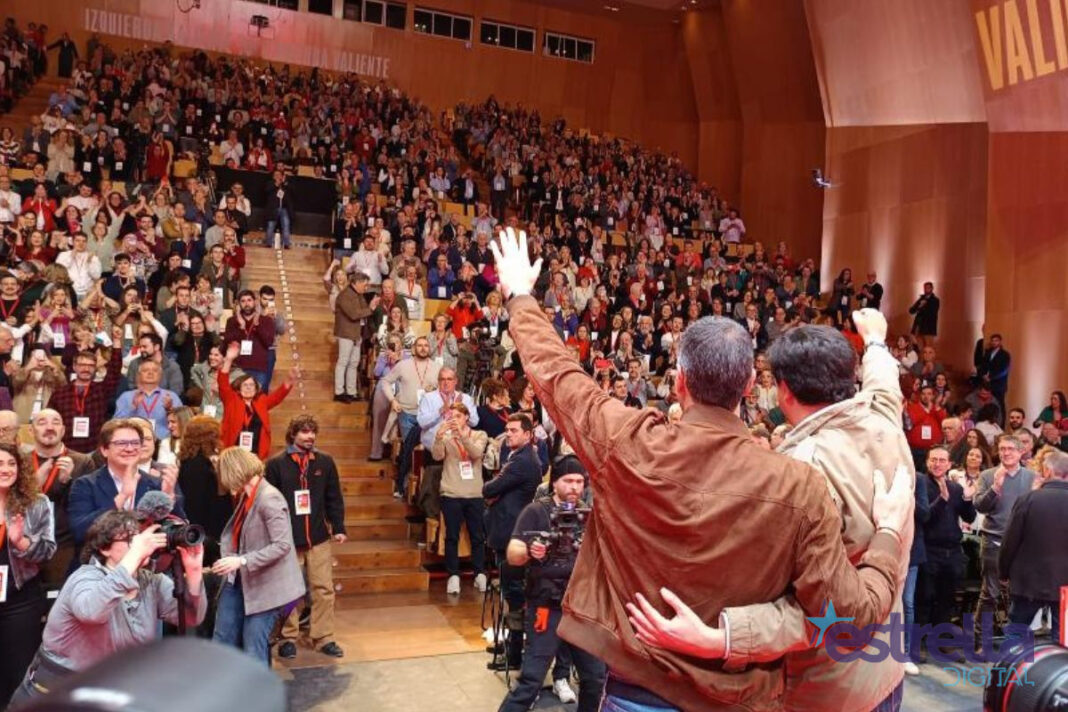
[491,229,913,712]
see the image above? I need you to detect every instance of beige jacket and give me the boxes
[432,429,489,499]
[722,344,914,712]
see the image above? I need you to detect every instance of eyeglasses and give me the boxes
[109,439,144,450]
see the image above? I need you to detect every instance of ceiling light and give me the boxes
[603,4,619,11]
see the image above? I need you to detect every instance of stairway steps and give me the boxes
[343,518,409,540]
[333,567,429,596]
[333,541,422,570]
[345,495,407,520]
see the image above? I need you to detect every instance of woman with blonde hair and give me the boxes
[0,442,56,707]
[211,447,304,664]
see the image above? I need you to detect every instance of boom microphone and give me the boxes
[135,490,175,522]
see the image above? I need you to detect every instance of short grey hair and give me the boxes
[1045,451,1068,479]
[677,317,753,410]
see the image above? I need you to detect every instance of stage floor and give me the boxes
[280,580,985,711]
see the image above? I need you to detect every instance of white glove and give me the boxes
[489,227,542,299]
[852,308,887,344]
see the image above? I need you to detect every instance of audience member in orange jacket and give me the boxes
[218,340,296,460]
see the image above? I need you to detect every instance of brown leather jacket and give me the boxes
[507,295,901,711]
[333,285,373,341]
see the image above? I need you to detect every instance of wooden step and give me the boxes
[333,567,429,596]
[332,540,421,570]
[345,495,407,520]
[344,518,408,540]
[341,478,394,496]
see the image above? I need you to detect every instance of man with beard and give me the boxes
[125,332,184,395]
[223,289,276,391]
[48,348,123,453]
[381,336,441,498]
[267,415,347,660]
[21,408,93,586]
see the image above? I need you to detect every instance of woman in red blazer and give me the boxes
[217,341,296,460]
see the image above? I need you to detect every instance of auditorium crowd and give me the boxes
[0,21,1065,711]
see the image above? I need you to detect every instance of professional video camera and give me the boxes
[984,639,1068,711]
[136,490,205,552]
[523,501,591,563]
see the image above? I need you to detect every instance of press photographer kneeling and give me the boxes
[498,456,606,712]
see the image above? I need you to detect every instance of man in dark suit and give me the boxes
[68,418,185,551]
[977,333,1012,416]
[263,169,296,249]
[908,281,941,345]
[999,450,1068,642]
[483,413,543,667]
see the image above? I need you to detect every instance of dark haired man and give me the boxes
[634,310,916,708]
[492,230,912,711]
[921,446,976,635]
[483,413,543,668]
[223,289,276,391]
[908,281,940,346]
[266,414,347,660]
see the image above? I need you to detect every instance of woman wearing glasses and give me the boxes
[10,508,205,703]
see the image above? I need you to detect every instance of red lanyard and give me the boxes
[193,339,201,363]
[407,278,415,294]
[0,521,5,552]
[0,299,17,320]
[454,436,468,461]
[140,391,161,417]
[33,450,66,494]
[242,403,256,429]
[231,478,260,550]
[73,384,90,416]
[495,407,510,423]
[436,337,445,355]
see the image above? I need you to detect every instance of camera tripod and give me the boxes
[482,552,522,688]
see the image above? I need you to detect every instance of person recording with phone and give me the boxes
[498,455,605,712]
[10,509,205,704]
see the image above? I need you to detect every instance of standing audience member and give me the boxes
[998,450,1068,643]
[67,418,185,551]
[483,414,543,669]
[972,434,1036,650]
[333,272,378,403]
[217,341,295,460]
[381,337,440,498]
[269,415,347,660]
[908,282,940,345]
[211,447,304,665]
[21,409,91,586]
[921,446,976,634]
[431,402,488,596]
[0,442,56,708]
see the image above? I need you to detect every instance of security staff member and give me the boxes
[498,456,606,712]
[264,415,347,660]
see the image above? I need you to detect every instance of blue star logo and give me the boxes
[806,600,854,646]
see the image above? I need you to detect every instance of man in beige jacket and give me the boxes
[628,308,913,712]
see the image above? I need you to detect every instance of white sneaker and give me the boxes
[446,575,461,595]
[553,679,577,704]
[474,573,488,592]
[903,661,920,676]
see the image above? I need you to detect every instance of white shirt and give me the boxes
[0,188,21,223]
[56,250,103,297]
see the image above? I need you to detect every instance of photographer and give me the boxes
[498,456,605,712]
[10,510,205,704]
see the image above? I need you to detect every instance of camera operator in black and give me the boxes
[497,456,606,712]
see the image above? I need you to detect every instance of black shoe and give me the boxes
[277,641,297,659]
[284,245,292,250]
[319,642,344,658]
[367,456,383,462]
[333,394,347,403]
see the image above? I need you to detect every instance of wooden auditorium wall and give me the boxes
[972,0,1068,413]
[711,0,826,260]
[807,0,989,371]
[12,0,699,166]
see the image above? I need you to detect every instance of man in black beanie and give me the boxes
[498,455,605,712]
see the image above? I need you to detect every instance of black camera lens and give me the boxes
[985,641,1068,712]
